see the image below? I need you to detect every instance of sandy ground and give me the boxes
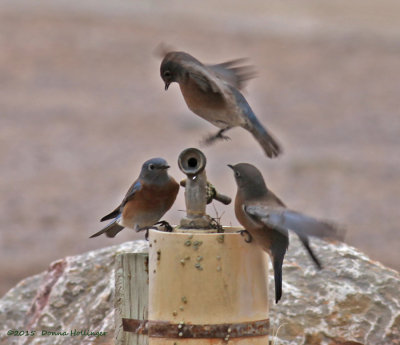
[1,0,399,296]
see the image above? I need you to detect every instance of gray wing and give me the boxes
[100,180,142,222]
[245,204,344,269]
[121,180,142,207]
[245,205,344,241]
[182,60,225,94]
[207,59,256,90]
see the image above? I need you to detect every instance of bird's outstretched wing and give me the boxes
[183,60,225,94]
[244,205,345,269]
[207,58,256,90]
[244,205,344,241]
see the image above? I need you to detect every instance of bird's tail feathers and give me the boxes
[244,116,282,158]
[273,257,283,304]
[90,219,124,238]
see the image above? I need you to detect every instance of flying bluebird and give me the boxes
[229,163,344,303]
[90,158,179,239]
[160,51,282,158]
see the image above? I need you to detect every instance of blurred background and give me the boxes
[1,0,399,296]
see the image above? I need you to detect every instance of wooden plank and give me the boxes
[115,253,149,345]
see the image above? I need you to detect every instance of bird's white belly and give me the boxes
[190,105,243,129]
[120,210,164,230]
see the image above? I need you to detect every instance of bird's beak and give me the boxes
[164,82,170,91]
[227,164,234,170]
[161,165,170,170]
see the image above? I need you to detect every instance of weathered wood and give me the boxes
[115,253,149,345]
[148,229,269,344]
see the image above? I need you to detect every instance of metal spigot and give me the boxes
[178,148,231,229]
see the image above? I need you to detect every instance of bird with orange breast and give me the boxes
[160,51,282,158]
[90,158,179,239]
[229,163,344,303]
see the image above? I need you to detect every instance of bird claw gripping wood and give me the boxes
[239,230,253,243]
[154,220,173,232]
[141,221,173,240]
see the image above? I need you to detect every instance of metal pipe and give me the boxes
[178,148,212,229]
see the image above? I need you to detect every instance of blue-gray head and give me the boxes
[228,163,268,199]
[140,158,171,184]
[160,51,202,90]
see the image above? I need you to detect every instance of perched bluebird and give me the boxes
[90,158,179,239]
[229,163,343,303]
[160,51,282,158]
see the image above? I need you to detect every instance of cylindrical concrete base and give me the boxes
[148,228,269,344]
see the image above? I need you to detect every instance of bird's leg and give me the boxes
[215,128,231,140]
[202,128,231,145]
[138,221,173,240]
[154,220,173,232]
[238,229,253,243]
[136,226,152,241]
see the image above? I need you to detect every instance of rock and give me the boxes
[0,241,148,345]
[269,238,400,345]
[0,238,399,345]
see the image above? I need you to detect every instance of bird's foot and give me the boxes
[202,129,231,146]
[154,220,173,232]
[238,230,253,243]
[210,217,224,233]
[215,129,231,141]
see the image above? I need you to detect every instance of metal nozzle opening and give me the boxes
[178,148,207,176]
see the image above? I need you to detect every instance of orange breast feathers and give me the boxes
[122,179,179,222]
[179,76,225,113]
[234,194,273,251]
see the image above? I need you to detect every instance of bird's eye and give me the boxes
[149,164,155,171]
[163,70,171,78]
[235,171,241,178]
